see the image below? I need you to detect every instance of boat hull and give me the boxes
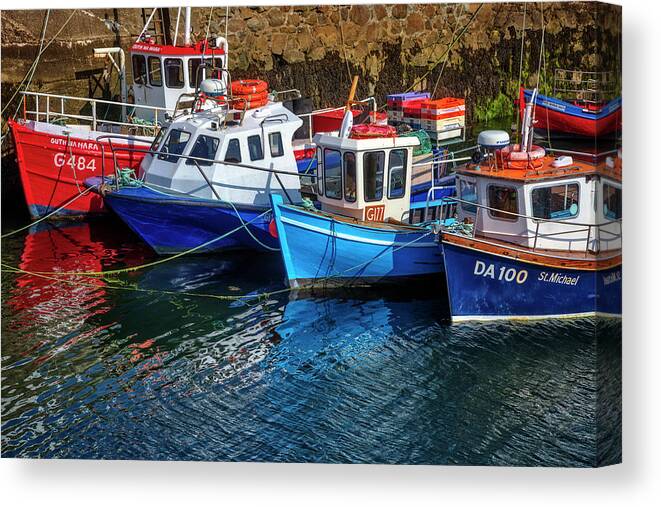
[100,185,278,254]
[520,88,621,139]
[441,239,622,322]
[270,194,444,288]
[8,119,149,219]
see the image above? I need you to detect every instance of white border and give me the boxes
[3,1,661,507]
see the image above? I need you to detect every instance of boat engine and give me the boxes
[473,130,510,163]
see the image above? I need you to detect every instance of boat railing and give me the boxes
[96,137,300,204]
[20,90,169,136]
[439,196,622,256]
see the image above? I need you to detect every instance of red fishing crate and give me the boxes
[420,97,465,120]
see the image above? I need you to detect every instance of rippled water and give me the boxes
[1,217,621,466]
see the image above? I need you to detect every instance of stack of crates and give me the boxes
[420,97,465,140]
[386,92,430,125]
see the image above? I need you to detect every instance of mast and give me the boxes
[184,7,192,45]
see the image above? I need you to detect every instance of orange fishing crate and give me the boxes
[420,97,465,120]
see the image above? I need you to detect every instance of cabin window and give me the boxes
[532,183,579,220]
[269,132,284,158]
[132,55,147,84]
[603,183,622,220]
[248,135,264,161]
[224,138,242,163]
[344,152,356,202]
[363,151,385,202]
[488,185,519,221]
[324,149,342,200]
[157,129,191,163]
[459,178,478,213]
[149,127,165,152]
[188,58,221,88]
[316,147,323,196]
[388,149,407,199]
[148,57,162,87]
[164,58,185,89]
[186,135,220,166]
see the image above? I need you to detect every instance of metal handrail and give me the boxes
[21,90,168,135]
[439,196,621,255]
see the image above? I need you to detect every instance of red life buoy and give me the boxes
[233,90,269,103]
[500,144,546,170]
[232,96,268,110]
[231,79,268,95]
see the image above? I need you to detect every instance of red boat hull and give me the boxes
[8,119,150,219]
[519,88,622,139]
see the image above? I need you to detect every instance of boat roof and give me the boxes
[170,101,301,134]
[456,155,622,184]
[313,133,419,151]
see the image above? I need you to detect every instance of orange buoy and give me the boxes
[231,79,268,95]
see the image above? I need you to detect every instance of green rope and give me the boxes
[1,209,273,278]
[1,186,94,239]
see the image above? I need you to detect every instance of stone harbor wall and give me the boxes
[2,2,622,124]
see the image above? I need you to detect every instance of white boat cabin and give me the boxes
[313,133,420,222]
[143,96,303,207]
[454,130,622,253]
[129,38,228,122]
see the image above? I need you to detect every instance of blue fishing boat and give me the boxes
[270,123,454,288]
[87,74,304,254]
[438,99,622,322]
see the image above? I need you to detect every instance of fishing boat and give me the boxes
[438,91,622,322]
[87,73,304,255]
[7,8,232,220]
[519,69,621,139]
[270,109,460,288]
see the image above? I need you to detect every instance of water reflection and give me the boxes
[1,218,620,465]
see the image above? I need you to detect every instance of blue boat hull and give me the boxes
[270,194,444,288]
[103,186,278,255]
[441,239,622,322]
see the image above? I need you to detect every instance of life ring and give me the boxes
[500,144,545,170]
[232,96,268,110]
[231,79,268,95]
[232,90,269,103]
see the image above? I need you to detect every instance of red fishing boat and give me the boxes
[8,7,228,220]
[519,69,621,139]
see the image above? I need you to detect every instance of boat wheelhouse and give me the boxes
[270,124,449,288]
[90,81,303,255]
[439,120,622,322]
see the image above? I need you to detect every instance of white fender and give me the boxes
[339,110,353,139]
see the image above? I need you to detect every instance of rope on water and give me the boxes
[1,223,435,303]
[1,209,274,278]
[1,186,94,239]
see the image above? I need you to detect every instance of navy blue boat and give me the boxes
[99,184,277,254]
[88,83,305,255]
[438,116,622,322]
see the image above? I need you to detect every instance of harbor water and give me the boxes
[1,118,622,465]
[1,215,621,466]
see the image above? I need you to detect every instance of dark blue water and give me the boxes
[1,217,621,466]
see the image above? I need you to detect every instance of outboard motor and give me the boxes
[473,130,510,164]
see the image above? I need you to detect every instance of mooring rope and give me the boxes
[1,186,94,239]
[2,208,274,277]
[1,223,434,303]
